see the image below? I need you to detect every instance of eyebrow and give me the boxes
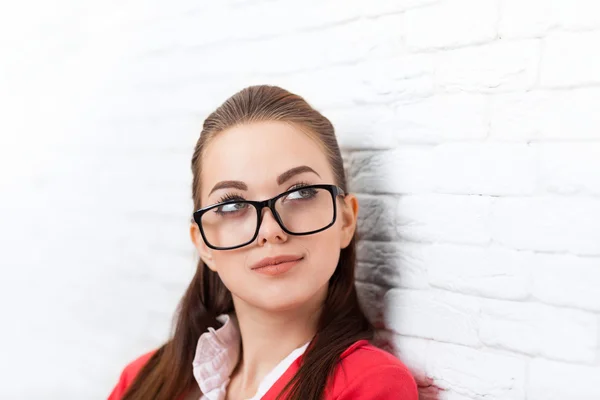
[208,165,321,196]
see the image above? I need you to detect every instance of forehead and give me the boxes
[200,121,333,197]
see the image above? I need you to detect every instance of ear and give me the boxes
[339,194,359,249]
[190,222,217,271]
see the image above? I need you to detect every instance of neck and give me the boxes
[230,285,327,395]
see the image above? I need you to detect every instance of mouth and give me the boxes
[251,255,304,276]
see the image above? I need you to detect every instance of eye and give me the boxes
[285,186,318,201]
[214,201,249,215]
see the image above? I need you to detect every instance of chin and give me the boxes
[256,294,307,312]
[260,302,305,313]
[232,278,330,313]
[248,287,313,312]
[259,284,328,313]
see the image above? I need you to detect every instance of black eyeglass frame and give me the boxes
[193,184,346,250]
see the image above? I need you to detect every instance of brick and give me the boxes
[124,14,403,79]
[433,143,537,195]
[540,31,600,87]
[532,253,600,312]
[128,0,364,52]
[355,194,399,241]
[69,150,193,189]
[537,142,600,196]
[385,289,481,346]
[117,212,196,255]
[351,55,436,104]
[405,0,498,50]
[329,104,411,150]
[48,151,193,222]
[347,147,434,194]
[158,14,403,76]
[551,0,600,30]
[443,393,479,400]
[356,241,430,289]
[435,40,540,92]
[491,196,600,256]
[87,115,202,153]
[479,299,598,362]
[500,0,600,38]
[360,0,441,14]
[92,176,193,220]
[332,93,488,147]
[499,0,556,38]
[402,94,489,141]
[391,335,527,399]
[426,341,527,399]
[397,94,489,141]
[396,194,493,245]
[281,54,435,111]
[490,88,600,140]
[99,77,247,120]
[528,359,600,400]
[389,335,430,378]
[175,0,439,47]
[426,243,531,300]
[355,281,387,327]
[126,248,196,289]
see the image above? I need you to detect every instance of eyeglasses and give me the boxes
[193,184,346,250]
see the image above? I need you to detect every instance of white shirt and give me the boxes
[192,314,310,400]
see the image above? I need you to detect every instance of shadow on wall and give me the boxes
[344,150,442,400]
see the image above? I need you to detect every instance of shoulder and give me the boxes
[107,350,157,400]
[328,340,418,400]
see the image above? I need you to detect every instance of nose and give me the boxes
[256,207,288,246]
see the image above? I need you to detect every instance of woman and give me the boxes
[108,85,419,400]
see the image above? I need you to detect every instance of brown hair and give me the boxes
[122,85,373,400]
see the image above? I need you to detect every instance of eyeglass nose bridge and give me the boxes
[253,197,287,235]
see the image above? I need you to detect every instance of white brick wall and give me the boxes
[1,1,599,398]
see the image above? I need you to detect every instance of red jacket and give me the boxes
[108,339,418,399]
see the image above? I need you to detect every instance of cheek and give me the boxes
[210,252,249,290]
[305,229,341,273]
[282,231,342,298]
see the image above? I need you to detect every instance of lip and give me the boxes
[251,254,303,276]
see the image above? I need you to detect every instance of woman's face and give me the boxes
[190,121,358,313]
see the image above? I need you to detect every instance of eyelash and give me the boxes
[218,193,244,203]
[217,180,312,203]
